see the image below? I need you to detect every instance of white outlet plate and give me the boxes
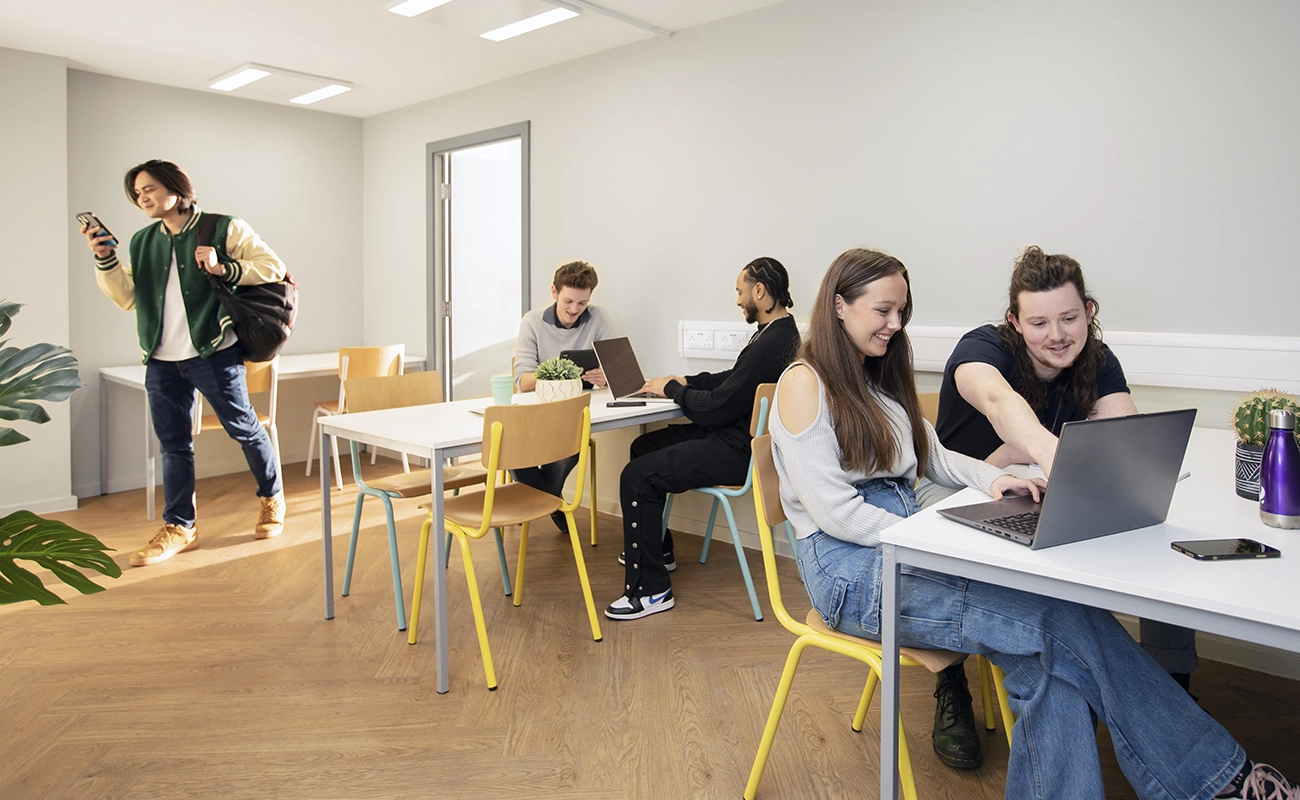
[719,331,747,351]
[685,329,714,349]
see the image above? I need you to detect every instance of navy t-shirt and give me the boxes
[935,324,1130,460]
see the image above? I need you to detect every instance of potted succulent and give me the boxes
[1231,388,1300,500]
[0,300,120,604]
[533,356,583,403]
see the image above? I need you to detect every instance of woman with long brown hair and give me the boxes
[767,248,1292,799]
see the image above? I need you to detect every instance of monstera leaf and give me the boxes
[0,511,122,605]
[0,300,87,446]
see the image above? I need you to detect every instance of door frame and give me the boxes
[426,121,530,399]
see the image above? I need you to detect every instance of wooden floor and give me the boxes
[4,460,1298,799]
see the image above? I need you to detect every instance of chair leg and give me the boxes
[512,521,531,606]
[563,509,603,642]
[744,637,813,800]
[342,492,366,596]
[588,438,598,547]
[305,412,319,477]
[455,531,498,690]
[700,496,720,564]
[370,446,378,466]
[492,527,512,596]
[853,668,879,732]
[380,494,407,631]
[718,498,763,621]
[408,516,433,645]
[331,434,344,491]
[897,714,919,800]
[783,520,804,583]
[977,655,996,731]
[990,661,1015,746]
[401,452,410,473]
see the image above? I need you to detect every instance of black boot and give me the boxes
[932,663,982,769]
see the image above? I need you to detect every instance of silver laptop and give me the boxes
[592,337,678,403]
[938,408,1196,549]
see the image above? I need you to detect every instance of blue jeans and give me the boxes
[145,344,281,529]
[795,478,1243,800]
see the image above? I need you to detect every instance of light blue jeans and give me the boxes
[795,477,1243,800]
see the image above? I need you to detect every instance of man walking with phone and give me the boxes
[82,159,286,567]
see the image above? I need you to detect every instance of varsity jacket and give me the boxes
[94,208,286,363]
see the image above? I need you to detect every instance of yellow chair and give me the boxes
[193,356,281,472]
[407,393,600,690]
[338,371,497,631]
[307,345,405,490]
[918,391,1016,745]
[743,434,1009,800]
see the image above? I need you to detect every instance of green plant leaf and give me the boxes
[0,511,122,605]
[0,340,86,442]
[0,300,17,338]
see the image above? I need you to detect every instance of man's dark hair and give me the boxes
[124,160,197,211]
[742,256,794,313]
[553,261,599,292]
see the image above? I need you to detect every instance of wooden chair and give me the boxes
[193,356,281,472]
[338,371,498,631]
[660,383,798,620]
[743,434,1009,800]
[918,391,1015,743]
[306,345,405,491]
[407,393,599,690]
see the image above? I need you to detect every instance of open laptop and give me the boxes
[938,408,1196,549]
[592,337,678,403]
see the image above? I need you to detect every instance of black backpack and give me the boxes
[196,213,298,363]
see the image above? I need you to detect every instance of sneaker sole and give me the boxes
[254,526,283,540]
[129,538,199,567]
[604,596,675,620]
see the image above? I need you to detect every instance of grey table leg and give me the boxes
[144,392,155,521]
[100,378,109,496]
[322,428,334,619]
[431,453,449,693]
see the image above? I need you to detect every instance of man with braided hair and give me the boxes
[605,257,800,620]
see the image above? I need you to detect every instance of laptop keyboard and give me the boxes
[987,511,1041,536]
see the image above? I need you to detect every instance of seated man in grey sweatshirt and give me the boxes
[511,260,617,530]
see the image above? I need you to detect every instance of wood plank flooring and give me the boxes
[3,459,1297,799]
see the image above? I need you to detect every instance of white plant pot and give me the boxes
[535,378,582,403]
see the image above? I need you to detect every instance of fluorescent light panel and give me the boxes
[481,7,578,41]
[385,0,454,17]
[210,65,270,91]
[290,84,352,105]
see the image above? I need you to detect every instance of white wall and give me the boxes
[0,47,74,515]
[362,0,1300,372]
[67,70,363,498]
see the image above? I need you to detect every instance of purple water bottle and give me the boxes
[1259,409,1300,529]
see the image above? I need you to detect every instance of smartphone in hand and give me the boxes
[76,212,118,248]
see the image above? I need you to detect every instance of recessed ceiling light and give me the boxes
[210,64,271,91]
[481,7,579,41]
[385,0,454,17]
[290,84,353,105]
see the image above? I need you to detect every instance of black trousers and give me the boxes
[619,424,750,598]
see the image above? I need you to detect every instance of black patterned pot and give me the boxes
[1235,442,1264,500]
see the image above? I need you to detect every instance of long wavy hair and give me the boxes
[798,248,928,474]
[997,246,1104,416]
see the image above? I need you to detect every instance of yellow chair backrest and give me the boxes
[339,345,404,381]
[243,358,278,395]
[482,393,591,472]
[343,371,443,414]
[751,434,803,633]
[919,392,939,426]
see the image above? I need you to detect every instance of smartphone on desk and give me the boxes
[1171,538,1281,561]
[76,212,118,248]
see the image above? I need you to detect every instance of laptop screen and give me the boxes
[592,337,647,398]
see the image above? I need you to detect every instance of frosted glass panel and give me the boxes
[448,139,521,400]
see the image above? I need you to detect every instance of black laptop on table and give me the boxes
[938,409,1196,550]
[592,337,678,403]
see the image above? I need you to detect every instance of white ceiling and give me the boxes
[0,0,789,117]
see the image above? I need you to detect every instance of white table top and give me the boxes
[882,427,1300,649]
[318,388,683,458]
[100,352,426,386]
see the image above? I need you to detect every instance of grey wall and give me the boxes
[0,47,73,515]
[361,0,1300,382]
[67,70,363,498]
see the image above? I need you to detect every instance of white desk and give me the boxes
[317,389,683,694]
[99,352,425,519]
[878,428,1300,798]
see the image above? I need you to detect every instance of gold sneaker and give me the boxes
[129,524,198,567]
[255,492,286,539]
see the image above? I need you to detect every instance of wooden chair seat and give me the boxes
[366,464,490,498]
[437,483,563,529]
[804,610,964,673]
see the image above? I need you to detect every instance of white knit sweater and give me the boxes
[769,364,1007,548]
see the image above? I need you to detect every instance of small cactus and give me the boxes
[1232,388,1300,447]
[534,356,582,382]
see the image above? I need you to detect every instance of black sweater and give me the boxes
[663,315,801,448]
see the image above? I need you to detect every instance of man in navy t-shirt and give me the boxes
[930,246,1196,772]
